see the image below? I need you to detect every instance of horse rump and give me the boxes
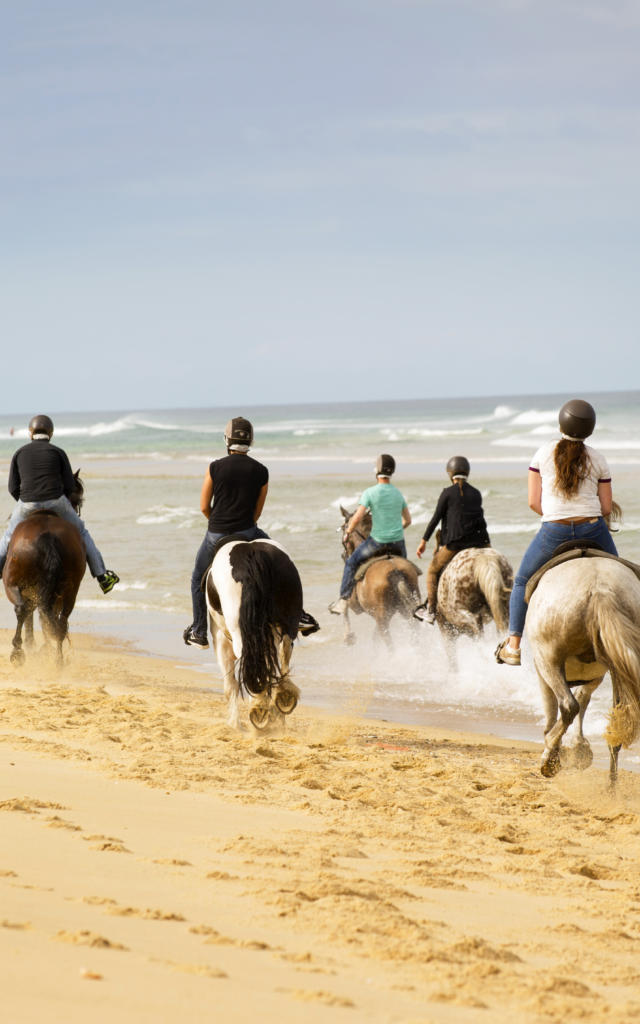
[231,542,303,697]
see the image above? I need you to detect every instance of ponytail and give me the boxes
[553,438,591,497]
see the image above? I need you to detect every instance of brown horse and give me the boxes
[2,473,86,666]
[336,505,422,645]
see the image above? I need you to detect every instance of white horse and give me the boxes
[205,537,302,731]
[526,555,640,785]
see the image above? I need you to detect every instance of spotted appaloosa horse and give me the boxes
[526,554,640,786]
[434,546,513,665]
[2,472,86,667]
[337,506,422,646]
[205,536,303,730]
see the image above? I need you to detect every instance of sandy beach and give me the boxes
[2,631,640,1023]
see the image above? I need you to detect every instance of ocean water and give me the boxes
[2,391,640,755]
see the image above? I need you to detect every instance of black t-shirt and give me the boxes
[207,454,269,533]
[423,481,490,551]
[8,439,76,502]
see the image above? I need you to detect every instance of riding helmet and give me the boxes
[558,399,596,440]
[29,414,54,438]
[224,417,254,447]
[376,453,396,477]
[446,455,470,478]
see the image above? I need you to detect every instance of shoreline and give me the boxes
[2,632,640,1021]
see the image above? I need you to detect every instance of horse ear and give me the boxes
[339,505,352,519]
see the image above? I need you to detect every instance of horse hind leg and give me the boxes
[213,624,241,729]
[274,636,299,716]
[535,655,580,777]
[560,682,599,771]
[10,598,34,666]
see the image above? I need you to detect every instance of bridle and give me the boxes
[339,520,370,561]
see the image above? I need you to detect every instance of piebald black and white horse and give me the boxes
[205,537,303,730]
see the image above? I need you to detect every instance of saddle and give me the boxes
[353,552,422,584]
[524,541,640,605]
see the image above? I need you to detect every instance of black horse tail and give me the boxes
[34,533,65,625]
[236,547,283,697]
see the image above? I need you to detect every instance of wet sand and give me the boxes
[2,631,640,1023]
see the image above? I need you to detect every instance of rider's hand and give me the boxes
[416,540,426,559]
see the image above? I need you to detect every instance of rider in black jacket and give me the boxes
[0,415,119,593]
[415,456,490,623]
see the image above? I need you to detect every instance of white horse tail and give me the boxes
[588,594,640,748]
[473,549,510,632]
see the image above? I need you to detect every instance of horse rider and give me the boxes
[329,454,411,615]
[183,416,319,649]
[0,414,120,593]
[414,456,491,624]
[495,398,618,666]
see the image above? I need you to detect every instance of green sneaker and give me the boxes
[98,570,120,594]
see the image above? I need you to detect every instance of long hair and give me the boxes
[553,438,592,498]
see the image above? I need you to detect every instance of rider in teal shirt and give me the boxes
[329,454,411,614]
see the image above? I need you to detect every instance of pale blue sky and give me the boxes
[3,0,639,412]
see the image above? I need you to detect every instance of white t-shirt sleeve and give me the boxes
[529,445,545,473]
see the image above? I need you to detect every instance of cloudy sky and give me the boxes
[3,0,639,412]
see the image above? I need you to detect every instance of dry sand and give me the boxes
[2,630,640,1023]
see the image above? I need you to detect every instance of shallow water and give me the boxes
[1,393,639,761]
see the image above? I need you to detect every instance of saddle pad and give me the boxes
[353,553,422,583]
[525,544,640,605]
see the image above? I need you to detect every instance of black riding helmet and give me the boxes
[558,399,596,440]
[224,417,254,447]
[29,414,54,437]
[446,455,470,478]
[376,453,395,477]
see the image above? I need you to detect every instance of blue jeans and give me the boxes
[340,536,407,600]
[190,525,269,636]
[509,518,618,636]
[0,496,106,578]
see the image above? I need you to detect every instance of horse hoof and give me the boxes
[541,749,562,778]
[344,632,356,647]
[10,648,25,666]
[249,706,270,730]
[275,687,298,716]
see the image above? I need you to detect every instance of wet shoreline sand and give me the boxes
[2,631,640,1022]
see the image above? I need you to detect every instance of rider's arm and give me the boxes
[528,470,543,516]
[402,505,412,528]
[597,480,612,518]
[346,505,368,538]
[200,470,214,518]
[254,482,268,522]
[59,450,77,498]
[7,454,20,500]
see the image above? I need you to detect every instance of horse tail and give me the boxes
[34,533,65,629]
[388,569,418,618]
[473,549,510,632]
[588,593,640,748]
[236,547,282,698]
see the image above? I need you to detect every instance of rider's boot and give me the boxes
[329,598,348,615]
[98,570,120,594]
[298,610,320,636]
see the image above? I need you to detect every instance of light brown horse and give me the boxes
[336,506,422,645]
[2,473,86,666]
